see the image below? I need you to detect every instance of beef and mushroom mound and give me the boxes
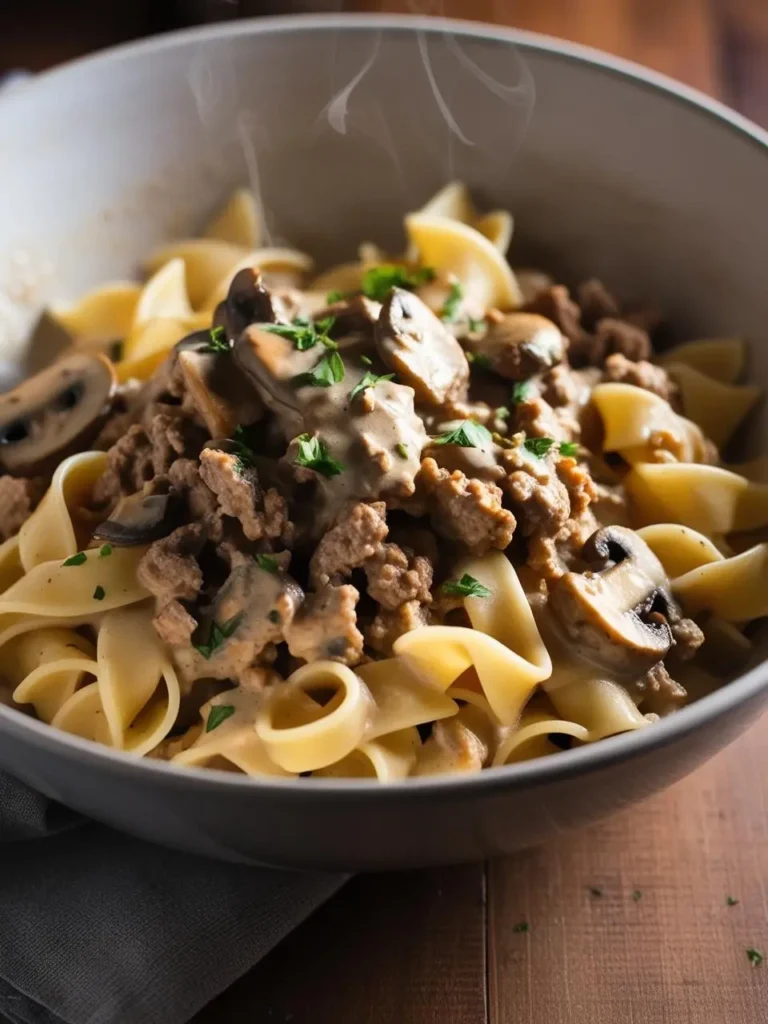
[0,212,732,774]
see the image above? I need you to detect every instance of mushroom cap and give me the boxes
[174,334,264,439]
[216,267,296,340]
[0,352,116,477]
[375,288,469,406]
[473,312,566,381]
[93,490,180,546]
[549,525,674,678]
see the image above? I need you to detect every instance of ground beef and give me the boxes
[513,395,576,443]
[310,501,388,586]
[602,352,678,403]
[0,475,47,542]
[557,456,598,522]
[417,458,516,555]
[137,522,206,604]
[576,279,621,328]
[522,284,584,346]
[153,599,198,647]
[499,448,570,537]
[670,616,705,660]
[594,318,652,363]
[167,459,220,522]
[104,424,155,496]
[636,662,687,709]
[364,543,433,610]
[541,364,580,408]
[199,448,291,544]
[285,584,364,665]
[366,599,430,656]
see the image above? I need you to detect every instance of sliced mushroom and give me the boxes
[375,288,469,406]
[175,340,264,438]
[311,295,382,339]
[0,353,116,477]
[93,489,180,546]
[214,267,297,340]
[471,312,566,381]
[549,525,675,677]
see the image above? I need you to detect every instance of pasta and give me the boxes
[0,182,764,782]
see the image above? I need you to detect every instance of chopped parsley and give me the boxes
[512,381,531,403]
[512,922,529,934]
[361,264,435,302]
[441,574,492,599]
[99,544,113,558]
[294,434,345,478]
[432,420,492,449]
[467,316,486,334]
[631,890,643,902]
[494,406,509,420]
[230,425,258,473]
[92,585,106,601]
[726,896,740,907]
[559,441,579,457]
[589,887,604,898]
[206,704,236,732]
[261,316,336,352]
[255,554,278,573]
[441,281,463,322]
[194,614,242,661]
[467,352,491,370]
[395,443,409,459]
[523,437,557,458]
[293,349,345,388]
[205,325,230,353]
[747,947,764,967]
[349,370,395,402]
[62,552,87,567]
[326,290,344,304]
[268,610,281,624]
[360,355,373,366]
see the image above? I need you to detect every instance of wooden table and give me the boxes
[3,2,768,1021]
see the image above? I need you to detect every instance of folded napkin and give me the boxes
[0,771,344,1024]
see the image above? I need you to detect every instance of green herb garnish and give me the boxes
[99,544,113,558]
[62,552,87,567]
[432,420,492,449]
[294,434,345,478]
[523,436,557,458]
[726,896,740,907]
[395,443,409,459]
[441,574,492,599]
[349,370,395,402]
[93,585,106,601]
[255,554,278,573]
[293,349,345,388]
[559,441,579,457]
[467,316,486,334]
[206,704,236,733]
[194,615,242,661]
[268,610,280,624]
[361,264,436,302]
[229,425,257,473]
[631,890,643,902]
[326,290,344,304]
[205,325,230,353]
[469,353,491,370]
[747,948,764,967]
[360,355,373,366]
[261,316,336,352]
[512,922,529,934]
[512,381,531,403]
[441,281,463,323]
[494,406,509,420]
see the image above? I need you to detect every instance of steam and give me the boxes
[323,35,382,137]
[416,30,474,147]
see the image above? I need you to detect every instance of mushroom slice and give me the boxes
[0,353,116,477]
[93,490,180,546]
[549,525,675,677]
[472,312,566,381]
[175,335,264,438]
[375,288,469,406]
[216,267,294,340]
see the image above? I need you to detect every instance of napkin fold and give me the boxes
[0,772,344,1024]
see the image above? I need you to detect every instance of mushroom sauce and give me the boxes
[0,183,764,780]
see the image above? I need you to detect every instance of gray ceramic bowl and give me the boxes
[0,15,766,870]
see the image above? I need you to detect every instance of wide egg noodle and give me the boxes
[8,627,96,722]
[493,699,590,767]
[313,727,421,782]
[204,188,262,249]
[664,361,760,449]
[544,675,651,741]
[657,337,745,383]
[355,658,458,740]
[637,523,723,578]
[394,551,552,726]
[672,543,768,622]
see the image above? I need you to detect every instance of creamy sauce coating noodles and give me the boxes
[0,183,764,780]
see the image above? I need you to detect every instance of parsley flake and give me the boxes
[361,264,436,302]
[194,615,242,661]
[93,585,106,601]
[62,552,87,567]
[206,704,236,733]
[631,890,643,902]
[99,544,113,558]
[494,406,509,420]
[432,420,492,449]
[205,325,230,353]
[467,316,486,334]
[261,316,336,353]
[468,353,491,370]
[255,554,278,573]
[326,290,344,304]
[512,922,529,934]
[229,425,257,473]
[294,434,345,478]
[559,441,579,457]
[442,281,463,323]
[360,355,373,366]
[293,350,345,388]
[395,443,409,459]
[726,896,740,907]
[441,574,492,599]
[747,947,764,967]
[512,381,531,403]
[349,370,395,402]
[523,436,557,458]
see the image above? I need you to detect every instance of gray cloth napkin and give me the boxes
[0,772,344,1024]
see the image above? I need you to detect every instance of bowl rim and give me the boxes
[1,11,767,799]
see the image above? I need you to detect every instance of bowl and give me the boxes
[0,14,766,870]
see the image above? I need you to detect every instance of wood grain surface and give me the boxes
[2,1,768,1021]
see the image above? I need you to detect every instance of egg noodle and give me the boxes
[0,182,764,781]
